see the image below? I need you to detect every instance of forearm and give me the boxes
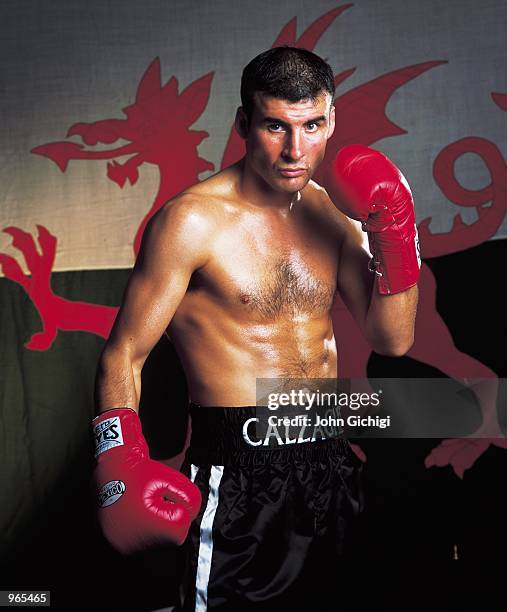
[364,283,418,356]
[94,345,142,415]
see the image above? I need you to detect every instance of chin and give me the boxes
[273,174,311,193]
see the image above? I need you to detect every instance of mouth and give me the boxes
[277,168,307,178]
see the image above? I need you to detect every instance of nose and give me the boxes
[282,129,303,162]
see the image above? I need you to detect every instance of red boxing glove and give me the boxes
[92,408,201,554]
[324,144,421,294]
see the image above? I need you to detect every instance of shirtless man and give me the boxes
[92,47,419,610]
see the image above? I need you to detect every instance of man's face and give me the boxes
[237,91,335,195]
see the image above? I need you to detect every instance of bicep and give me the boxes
[105,200,209,370]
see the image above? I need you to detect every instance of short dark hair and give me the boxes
[240,46,335,120]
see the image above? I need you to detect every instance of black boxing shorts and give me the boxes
[179,403,364,612]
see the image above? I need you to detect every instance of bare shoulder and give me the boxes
[303,179,364,248]
[157,164,240,229]
[150,188,221,245]
[156,193,215,236]
[137,193,217,275]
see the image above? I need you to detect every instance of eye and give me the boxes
[267,123,284,132]
[306,122,319,132]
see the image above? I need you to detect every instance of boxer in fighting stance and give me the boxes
[93,47,419,610]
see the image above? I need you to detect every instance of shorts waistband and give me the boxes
[187,403,348,465]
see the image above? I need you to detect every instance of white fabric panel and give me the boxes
[1,0,505,273]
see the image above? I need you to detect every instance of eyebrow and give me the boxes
[262,115,327,125]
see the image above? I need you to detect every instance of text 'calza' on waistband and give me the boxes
[187,403,348,463]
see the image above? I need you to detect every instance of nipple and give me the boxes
[240,293,251,304]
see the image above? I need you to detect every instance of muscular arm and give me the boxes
[94,197,210,415]
[336,216,418,356]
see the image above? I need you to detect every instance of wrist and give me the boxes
[367,225,421,295]
[94,406,137,418]
[92,408,149,460]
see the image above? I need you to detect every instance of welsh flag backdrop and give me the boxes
[1,1,506,609]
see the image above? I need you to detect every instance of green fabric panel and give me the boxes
[0,269,130,557]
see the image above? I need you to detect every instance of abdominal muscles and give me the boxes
[169,253,338,404]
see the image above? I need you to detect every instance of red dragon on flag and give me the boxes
[1,5,506,478]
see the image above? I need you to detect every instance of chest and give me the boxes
[193,213,338,319]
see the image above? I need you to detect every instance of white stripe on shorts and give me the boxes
[192,464,224,612]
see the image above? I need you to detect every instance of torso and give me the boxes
[167,165,347,406]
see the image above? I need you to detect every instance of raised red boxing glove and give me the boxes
[92,408,201,554]
[323,144,421,294]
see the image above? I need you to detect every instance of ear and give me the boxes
[327,104,336,141]
[235,107,249,139]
